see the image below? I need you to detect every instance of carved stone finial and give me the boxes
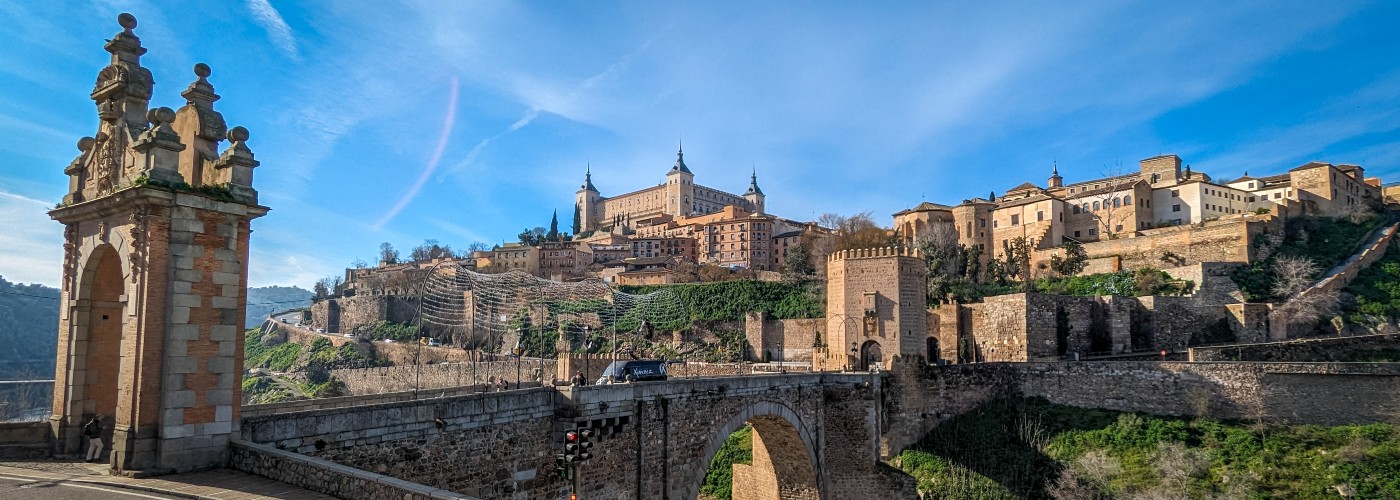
[118,13,137,32]
[145,106,176,127]
[228,126,249,143]
[194,62,211,79]
[78,136,96,152]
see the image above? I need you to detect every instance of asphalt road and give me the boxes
[0,475,180,499]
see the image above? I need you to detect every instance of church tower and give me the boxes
[664,144,695,217]
[575,165,599,232]
[744,168,765,215]
[48,13,267,473]
[1048,161,1063,189]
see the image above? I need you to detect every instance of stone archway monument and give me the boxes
[48,13,267,474]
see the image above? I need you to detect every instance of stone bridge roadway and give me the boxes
[238,372,915,499]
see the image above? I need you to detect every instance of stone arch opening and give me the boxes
[61,243,126,457]
[860,340,883,371]
[689,402,822,500]
[926,337,939,364]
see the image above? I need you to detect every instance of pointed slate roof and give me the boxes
[744,168,763,196]
[580,164,598,192]
[670,144,692,174]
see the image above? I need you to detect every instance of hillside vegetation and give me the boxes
[619,280,823,322]
[895,398,1400,499]
[0,276,59,378]
[1233,216,1382,302]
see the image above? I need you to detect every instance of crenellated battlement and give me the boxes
[826,245,922,262]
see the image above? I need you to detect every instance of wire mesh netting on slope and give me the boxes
[417,265,688,356]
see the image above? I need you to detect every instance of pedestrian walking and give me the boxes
[83,414,104,462]
[570,370,586,386]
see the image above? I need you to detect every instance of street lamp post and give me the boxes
[583,325,591,383]
[850,342,858,372]
[514,327,525,389]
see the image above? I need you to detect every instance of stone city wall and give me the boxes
[331,360,555,394]
[1079,216,1273,269]
[931,293,1240,363]
[240,387,562,499]
[310,295,419,335]
[745,313,821,363]
[267,320,476,366]
[1190,333,1400,362]
[882,360,1400,455]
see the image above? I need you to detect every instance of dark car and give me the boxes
[595,360,668,384]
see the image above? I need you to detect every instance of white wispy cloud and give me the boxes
[246,0,300,61]
[0,190,63,287]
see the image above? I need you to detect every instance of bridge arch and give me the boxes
[684,400,823,500]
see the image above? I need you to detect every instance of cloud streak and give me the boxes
[374,76,460,229]
[0,190,63,287]
[246,0,300,60]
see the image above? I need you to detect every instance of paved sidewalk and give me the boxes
[0,461,335,500]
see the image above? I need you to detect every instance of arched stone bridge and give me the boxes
[236,372,916,499]
[558,373,913,499]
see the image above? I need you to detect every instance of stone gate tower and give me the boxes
[48,13,267,474]
[815,247,927,371]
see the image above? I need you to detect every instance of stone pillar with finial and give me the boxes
[214,126,260,204]
[48,12,269,475]
[132,106,187,185]
[172,63,226,186]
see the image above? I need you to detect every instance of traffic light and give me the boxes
[564,430,582,463]
[576,427,594,462]
[554,454,570,479]
[562,425,596,464]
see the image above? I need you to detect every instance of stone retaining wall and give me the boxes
[240,387,562,498]
[230,439,474,500]
[0,421,51,458]
[882,360,1400,455]
[1190,333,1400,362]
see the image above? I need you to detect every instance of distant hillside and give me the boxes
[245,285,312,328]
[0,276,59,379]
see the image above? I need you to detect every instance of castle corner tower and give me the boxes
[48,13,268,473]
[664,144,695,217]
[744,168,765,215]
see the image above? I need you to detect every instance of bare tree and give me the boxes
[1272,255,1320,298]
[1084,163,1140,239]
[378,242,399,265]
[1273,255,1339,327]
[1338,200,1377,224]
[819,212,892,251]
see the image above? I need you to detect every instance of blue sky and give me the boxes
[2,1,1398,289]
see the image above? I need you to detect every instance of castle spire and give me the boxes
[745,166,763,196]
[1048,160,1063,188]
[581,163,597,192]
[670,142,692,174]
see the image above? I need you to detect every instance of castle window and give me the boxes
[1073,205,1080,214]
[1123,195,1131,205]
[1093,201,1100,211]
[1112,198,1120,208]
[1089,228,1097,236]
[1172,204,1181,212]
[1171,190,1180,197]
[1037,211,1044,221]
[1010,214,1019,225]
[1074,230,1081,238]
